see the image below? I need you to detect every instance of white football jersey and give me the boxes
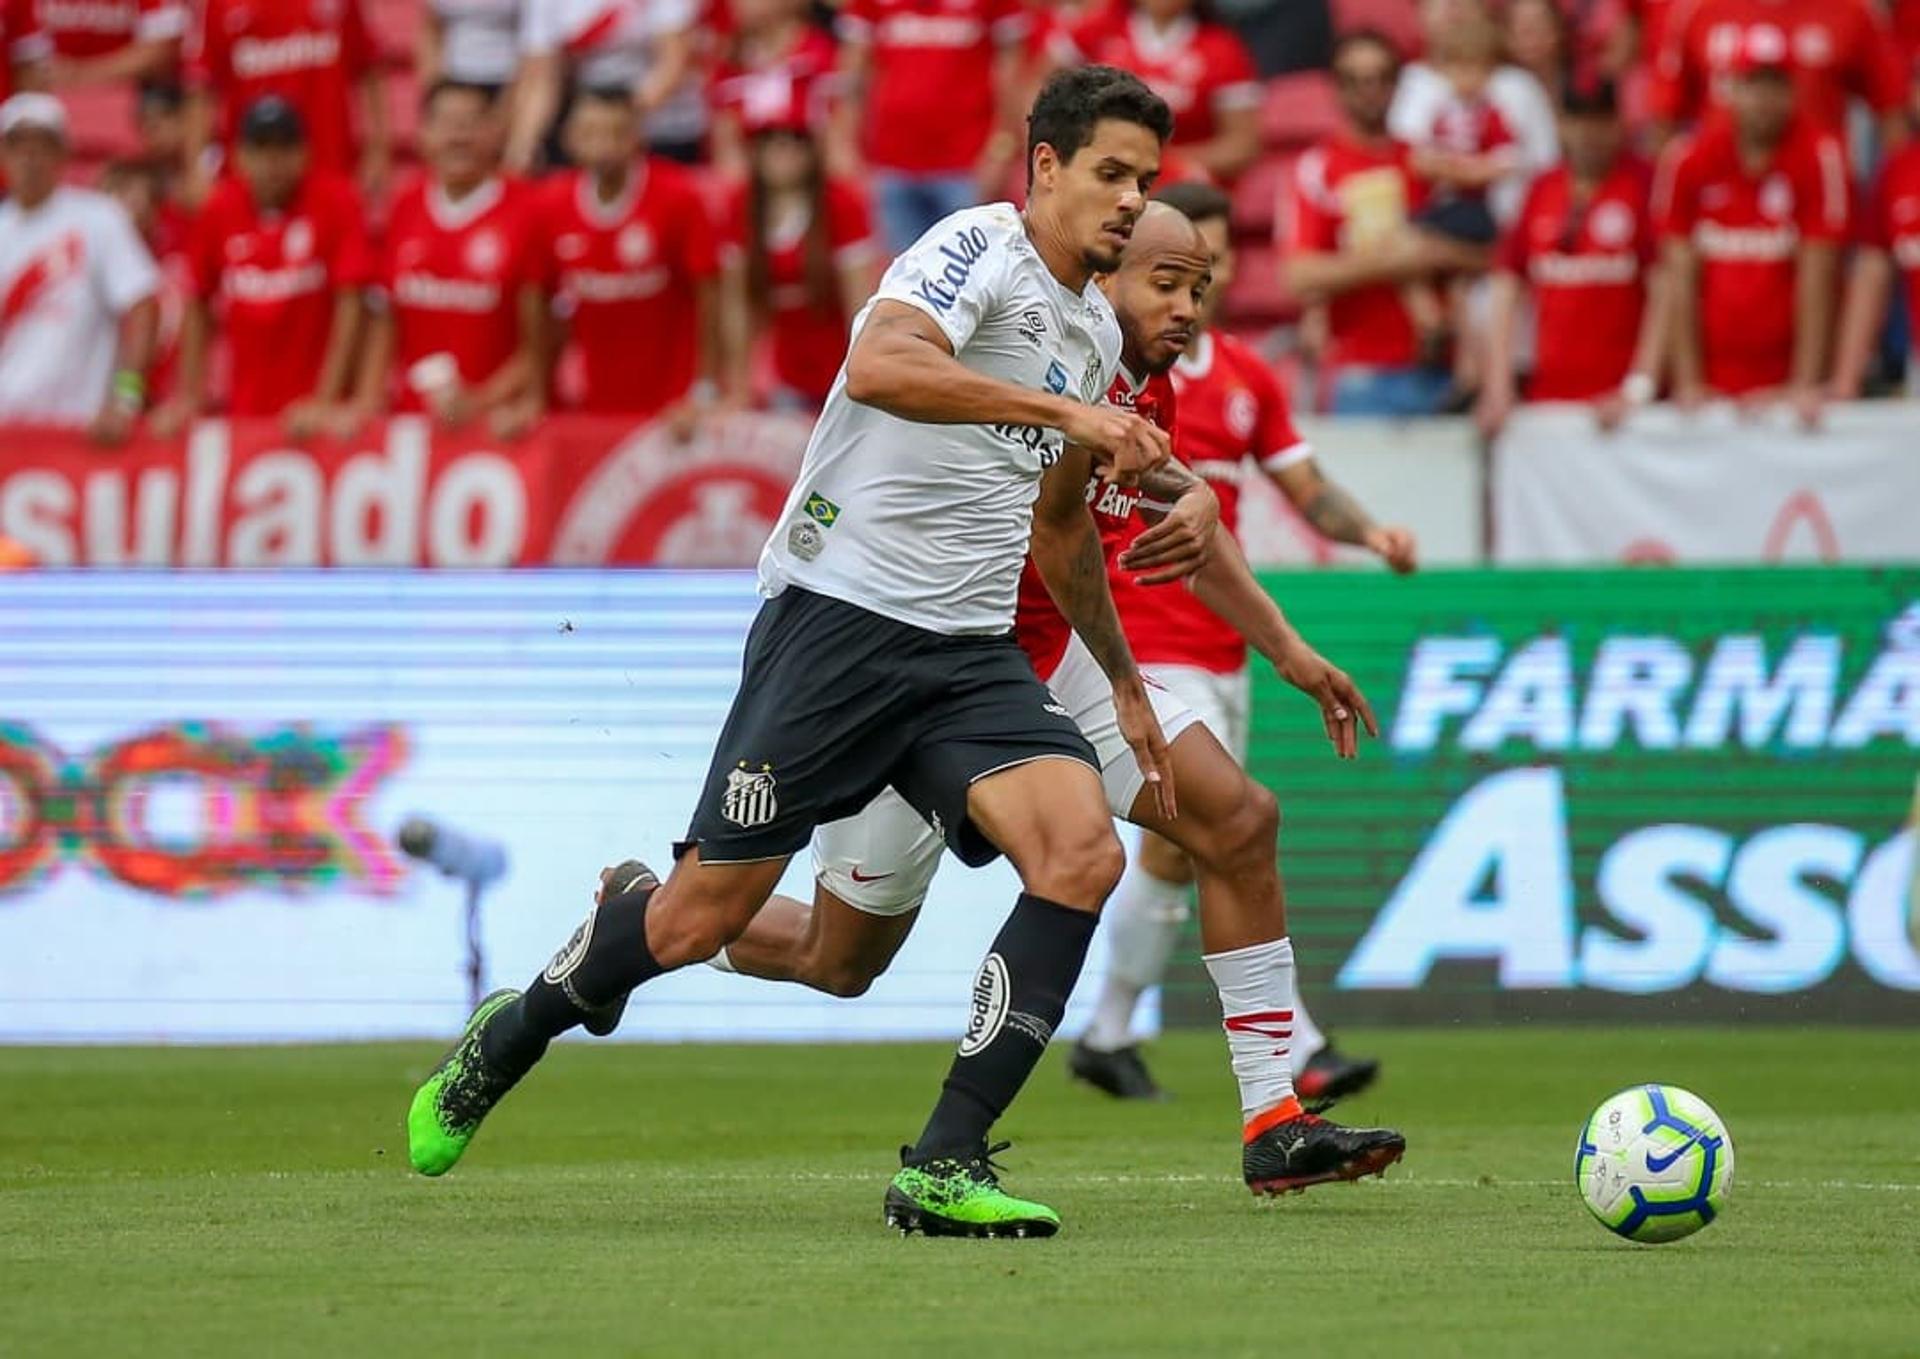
[757,203,1122,636]
[0,187,158,426]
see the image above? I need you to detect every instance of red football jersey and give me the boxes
[41,0,186,59]
[537,160,719,418]
[1865,144,1920,352]
[188,0,375,176]
[1649,0,1905,136]
[1283,136,1427,369]
[837,0,1029,173]
[382,175,538,411]
[723,177,875,405]
[1499,158,1656,400]
[1014,367,1178,682]
[1052,10,1261,152]
[2,0,50,101]
[190,171,373,416]
[1894,0,1920,67]
[143,199,195,404]
[1136,330,1309,674]
[709,25,839,134]
[1653,119,1849,394]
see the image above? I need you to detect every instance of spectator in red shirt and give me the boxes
[534,86,725,423]
[155,96,374,436]
[100,156,192,407]
[1652,44,1848,424]
[1283,30,1489,415]
[1649,0,1906,148]
[1478,78,1664,434]
[1,0,50,101]
[720,91,877,410]
[833,0,1030,253]
[354,81,544,436]
[43,0,185,89]
[1832,60,1920,398]
[184,0,389,197]
[1048,0,1263,183]
[707,0,838,179]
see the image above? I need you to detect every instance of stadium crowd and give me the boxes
[0,0,1918,441]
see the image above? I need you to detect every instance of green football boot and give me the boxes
[882,1142,1061,1238]
[407,988,523,1177]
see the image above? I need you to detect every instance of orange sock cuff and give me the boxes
[1242,1097,1303,1143]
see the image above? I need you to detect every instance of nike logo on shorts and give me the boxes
[849,868,894,883]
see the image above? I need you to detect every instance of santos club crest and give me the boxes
[721,762,778,828]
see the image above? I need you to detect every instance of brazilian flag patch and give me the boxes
[803,491,841,527]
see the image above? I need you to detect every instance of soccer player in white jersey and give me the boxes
[409,67,1191,1239]
[670,204,1407,1208]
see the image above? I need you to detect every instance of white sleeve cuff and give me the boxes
[1261,441,1313,472]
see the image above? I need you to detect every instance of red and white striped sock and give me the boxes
[1204,937,1303,1139]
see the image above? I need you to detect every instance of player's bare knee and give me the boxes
[1026,827,1126,907]
[1200,778,1279,875]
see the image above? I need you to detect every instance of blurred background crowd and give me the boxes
[0,0,1917,444]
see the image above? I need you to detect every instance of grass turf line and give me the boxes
[2,1028,1917,1358]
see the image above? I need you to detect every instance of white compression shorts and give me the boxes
[811,634,1202,915]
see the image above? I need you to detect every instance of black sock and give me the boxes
[910,893,1098,1162]
[480,875,664,1078]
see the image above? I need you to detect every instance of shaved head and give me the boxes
[1100,200,1212,375]
[1115,201,1210,275]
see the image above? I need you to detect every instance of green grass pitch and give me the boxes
[3,1027,1917,1358]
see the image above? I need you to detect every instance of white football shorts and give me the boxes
[1141,663,1251,761]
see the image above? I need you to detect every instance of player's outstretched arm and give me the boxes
[1269,457,1417,574]
[1029,446,1175,817]
[844,303,1171,480]
[1188,530,1378,759]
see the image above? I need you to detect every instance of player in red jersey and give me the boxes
[1648,0,1906,147]
[1048,0,1263,183]
[184,0,388,191]
[353,81,544,434]
[1832,60,1920,398]
[1652,41,1848,424]
[1478,78,1666,436]
[533,86,726,422]
[719,87,877,410]
[154,97,373,436]
[692,202,1408,1196]
[1064,179,1413,1102]
[42,0,183,88]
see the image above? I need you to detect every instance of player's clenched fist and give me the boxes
[1064,404,1171,487]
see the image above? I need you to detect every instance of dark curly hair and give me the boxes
[1026,65,1175,185]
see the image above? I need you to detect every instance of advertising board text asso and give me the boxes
[1243,567,1920,1022]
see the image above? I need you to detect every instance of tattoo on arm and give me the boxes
[1137,458,1199,503]
[1037,510,1137,682]
[1299,467,1376,547]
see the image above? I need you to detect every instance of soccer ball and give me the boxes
[1574,1084,1734,1243]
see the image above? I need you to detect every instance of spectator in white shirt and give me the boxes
[420,0,523,93]
[505,0,699,172]
[1389,0,1558,226]
[0,94,158,442]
